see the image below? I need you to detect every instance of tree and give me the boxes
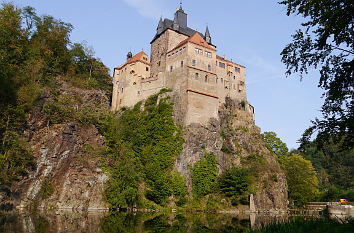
[219,167,249,197]
[262,131,288,160]
[279,0,354,148]
[282,154,320,206]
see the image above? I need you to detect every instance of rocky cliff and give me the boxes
[3,79,110,211]
[175,97,288,211]
[1,81,287,211]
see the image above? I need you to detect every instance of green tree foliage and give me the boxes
[0,3,111,186]
[98,92,186,207]
[219,167,249,197]
[282,154,320,206]
[191,152,218,198]
[262,131,288,160]
[279,0,354,148]
[296,138,354,201]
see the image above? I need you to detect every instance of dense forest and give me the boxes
[263,131,354,206]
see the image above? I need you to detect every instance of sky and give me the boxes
[7,0,324,149]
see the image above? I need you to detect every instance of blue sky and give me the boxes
[8,0,324,149]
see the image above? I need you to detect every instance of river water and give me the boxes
[0,210,315,232]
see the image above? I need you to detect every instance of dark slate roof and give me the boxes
[151,18,208,45]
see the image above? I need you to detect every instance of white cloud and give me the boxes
[123,0,166,20]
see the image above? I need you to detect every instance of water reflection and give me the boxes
[0,210,297,233]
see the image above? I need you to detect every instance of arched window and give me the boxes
[208,64,211,71]
[205,75,208,83]
[195,73,199,80]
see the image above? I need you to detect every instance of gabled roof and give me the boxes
[216,55,245,68]
[115,51,150,70]
[171,33,215,52]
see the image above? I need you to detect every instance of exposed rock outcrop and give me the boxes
[175,97,288,211]
[12,80,110,211]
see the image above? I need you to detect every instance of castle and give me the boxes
[111,4,254,125]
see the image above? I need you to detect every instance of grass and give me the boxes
[247,217,354,233]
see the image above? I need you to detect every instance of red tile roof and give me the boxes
[115,51,150,70]
[171,33,215,52]
[216,55,245,68]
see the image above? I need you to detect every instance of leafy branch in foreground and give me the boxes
[279,0,354,148]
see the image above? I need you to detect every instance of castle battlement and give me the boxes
[111,5,254,125]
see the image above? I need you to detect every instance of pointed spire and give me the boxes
[179,0,183,10]
[157,16,163,34]
[205,24,211,44]
[173,13,179,30]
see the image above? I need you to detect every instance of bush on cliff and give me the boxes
[98,91,186,207]
[190,151,218,198]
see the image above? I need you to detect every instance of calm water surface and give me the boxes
[0,210,299,233]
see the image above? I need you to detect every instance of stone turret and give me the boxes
[205,25,211,44]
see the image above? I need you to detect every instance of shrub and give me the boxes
[219,167,249,197]
[191,151,218,198]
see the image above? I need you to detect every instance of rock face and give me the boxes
[175,97,288,211]
[13,80,110,211]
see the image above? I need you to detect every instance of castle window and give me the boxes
[181,60,184,67]
[133,82,136,85]
[146,67,149,71]
[235,67,240,73]
[233,76,235,80]
[208,64,211,71]
[221,78,223,83]
[183,47,186,53]
[170,66,173,72]
[179,49,182,55]
[199,49,203,55]
[137,91,140,96]
[195,73,199,80]
[208,52,212,58]
[195,48,198,54]
[204,51,208,57]
[205,75,208,83]
[192,59,196,66]
[219,62,225,68]
[171,53,175,58]
[158,61,161,66]
[121,88,123,93]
